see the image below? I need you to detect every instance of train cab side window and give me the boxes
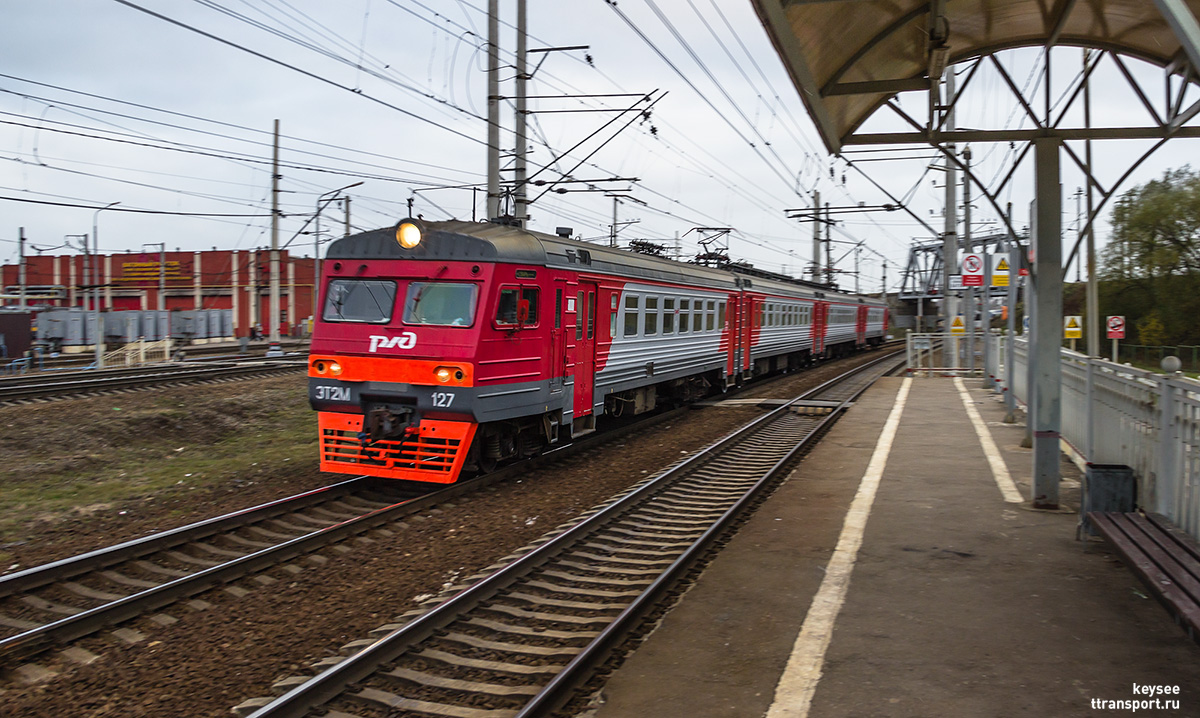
[678,299,689,334]
[610,294,618,338]
[624,295,640,337]
[644,296,659,335]
[496,287,539,326]
[663,298,675,334]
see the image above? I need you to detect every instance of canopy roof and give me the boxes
[751,0,1200,152]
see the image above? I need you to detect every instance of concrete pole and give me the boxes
[486,0,501,221]
[514,0,528,227]
[269,119,282,345]
[343,196,351,236]
[231,250,240,337]
[158,244,165,311]
[1032,137,1063,509]
[314,203,321,321]
[611,196,618,247]
[812,190,821,282]
[942,71,958,365]
[287,259,296,336]
[17,227,26,311]
[193,251,202,309]
[825,203,833,286]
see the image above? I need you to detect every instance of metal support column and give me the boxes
[942,72,958,365]
[1004,207,1018,423]
[1032,138,1063,509]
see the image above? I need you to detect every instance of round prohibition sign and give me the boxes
[1108,316,1124,331]
[963,255,982,273]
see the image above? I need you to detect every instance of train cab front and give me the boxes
[308,219,487,484]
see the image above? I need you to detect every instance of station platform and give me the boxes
[590,377,1200,717]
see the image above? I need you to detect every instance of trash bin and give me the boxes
[1081,464,1136,536]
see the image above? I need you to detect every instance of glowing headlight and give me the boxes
[435,366,453,383]
[396,221,422,249]
[329,361,343,376]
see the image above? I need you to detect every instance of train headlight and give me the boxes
[435,366,453,383]
[313,360,327,374]
[329,361,343,376]
[396,220,422,249]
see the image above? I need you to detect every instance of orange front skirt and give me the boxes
[317,412,477,483]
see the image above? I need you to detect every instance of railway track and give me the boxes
[231,351,904,718]
[0,385,709,670]
[0,360,307,405]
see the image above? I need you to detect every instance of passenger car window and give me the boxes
[644,296,659,335]
[323,279,397,323]
[624,295,640,337]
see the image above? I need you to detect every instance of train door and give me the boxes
[741,295,754,374]
[813,302,827,356]
[728,295,741,379]
[573,282,598,420]
[856,305,868,346]
[550,283,567,394]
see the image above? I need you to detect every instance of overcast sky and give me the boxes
[1,0,1195,293]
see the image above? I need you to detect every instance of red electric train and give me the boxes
[308,219,888,483]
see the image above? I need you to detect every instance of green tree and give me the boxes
[1102,167,1200,345]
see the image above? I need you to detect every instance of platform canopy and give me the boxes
[751,0,1200,153]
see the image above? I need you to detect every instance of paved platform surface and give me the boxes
[590,376,1200,717]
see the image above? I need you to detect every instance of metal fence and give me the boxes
[904,333,983,375]
[102,338,173,368]
[991,334,1200,540]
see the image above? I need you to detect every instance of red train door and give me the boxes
[550,284,567,395]
[726,295,739,378]
[573,282,597,419]
[741,295,754,373]
[813,302,827,356]
[856,305,868,346]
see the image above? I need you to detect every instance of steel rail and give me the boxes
[244,350,905,718]
[0,396,698,665]
[0,362,305,402]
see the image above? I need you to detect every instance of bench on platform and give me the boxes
[1089,511,1200,643]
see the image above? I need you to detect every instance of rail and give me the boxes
[238,351,904,718]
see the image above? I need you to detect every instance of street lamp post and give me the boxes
[313,182,363,322]
[92,202,120,368]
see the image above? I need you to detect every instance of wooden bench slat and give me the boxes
[1128,513,1200,593]
[1088,512,1200,640]
[1146,512,1200,564]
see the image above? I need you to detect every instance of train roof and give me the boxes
[327,220,884,305]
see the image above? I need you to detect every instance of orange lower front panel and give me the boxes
[318,412,477,484]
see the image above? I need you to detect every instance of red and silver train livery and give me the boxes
[308,219,887,483]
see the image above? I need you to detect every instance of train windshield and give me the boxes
[403,282,479,327]
[323,279,397,323]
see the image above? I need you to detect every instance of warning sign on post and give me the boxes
[1064,315,1083,339]
[961,253,984,286]
[1106,315,1126,339]
[992,255,1010,287]
[951,315,966,334]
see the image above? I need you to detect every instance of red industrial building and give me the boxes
[1,248,318,337]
